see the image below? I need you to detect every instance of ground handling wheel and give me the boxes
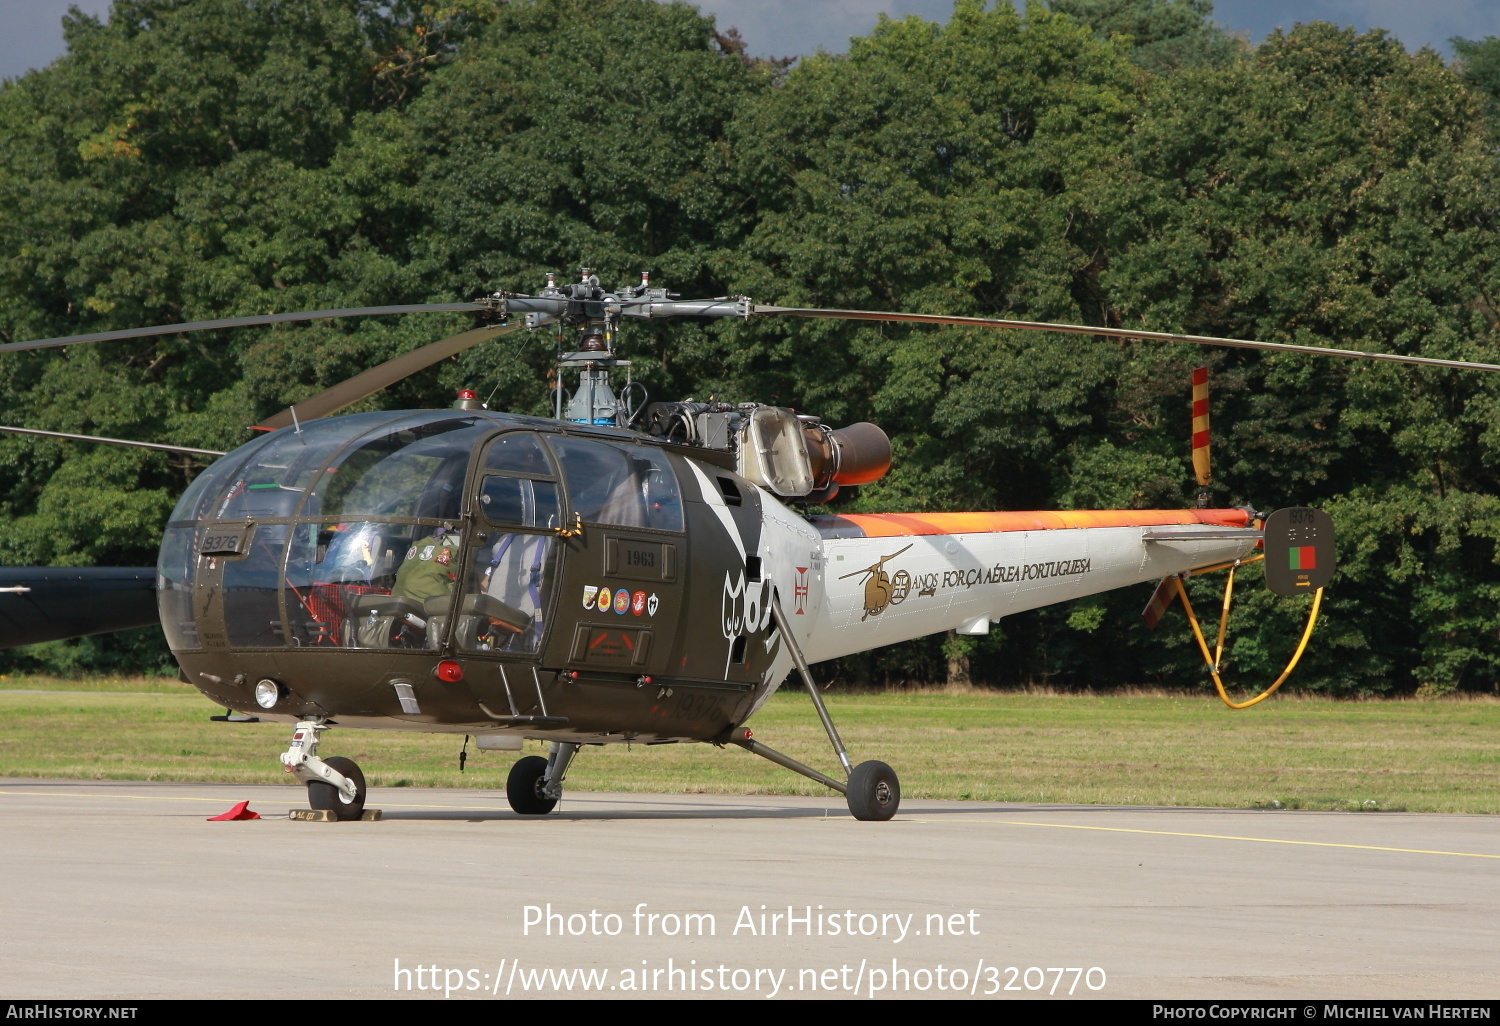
[846,760,900,821]
[507,754,558,815]
[307,756,366,821]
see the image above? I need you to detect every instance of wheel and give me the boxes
[846,760,900,821]
[506,754,557,815]
[307,756,367,821]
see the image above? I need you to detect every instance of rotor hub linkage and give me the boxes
[473,267,751,336]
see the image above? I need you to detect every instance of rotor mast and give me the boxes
[485,267,750,429]
[542,267,634,426]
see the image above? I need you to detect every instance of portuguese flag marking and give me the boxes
[1289,546,1317,570]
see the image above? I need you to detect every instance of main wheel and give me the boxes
[507,754,557,815]
[308,756,367,821]
[846,760,900,821]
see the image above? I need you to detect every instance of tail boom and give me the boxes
[802,509,1257,663]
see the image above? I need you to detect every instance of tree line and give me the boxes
[3,0,1499,696]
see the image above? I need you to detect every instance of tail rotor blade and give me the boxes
[1192,367,1211,489]
[253,321,528,431]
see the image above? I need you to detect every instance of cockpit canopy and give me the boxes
[158,410,682,654]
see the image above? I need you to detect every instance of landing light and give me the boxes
[254,679,282,709]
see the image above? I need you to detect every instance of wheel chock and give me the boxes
[289,808,382,822]
[206,800,260,821]
[289,809,333,822]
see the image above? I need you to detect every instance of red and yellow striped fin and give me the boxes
[1191,366,1211,487]
[1141,577,1176,630]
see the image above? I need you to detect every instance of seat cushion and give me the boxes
[461,593,530,633]
[348,592,426,620]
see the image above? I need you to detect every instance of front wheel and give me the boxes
[308,756,366,821]
[846,760,900,821]
[507,754,557,815]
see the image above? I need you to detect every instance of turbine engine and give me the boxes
[642,401,891,503]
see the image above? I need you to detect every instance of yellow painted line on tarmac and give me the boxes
[0,788,506,812]
[904,816,1500,860]
[6,788,1497,857]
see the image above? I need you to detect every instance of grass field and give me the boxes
[2,676,1499,813]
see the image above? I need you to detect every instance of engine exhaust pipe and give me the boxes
[828,422,892,486]
[804,421,892,502]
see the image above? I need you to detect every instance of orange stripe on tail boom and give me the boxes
[815,508,1252,539]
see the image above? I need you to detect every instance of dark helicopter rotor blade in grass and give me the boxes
[0,304,489,354]
[753,306,1500,374]
[254,321,530,431]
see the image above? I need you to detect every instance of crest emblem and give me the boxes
[647,593,659,616]
[631,590,647,615]
[838,544,914,621]
[583,585,598,608]
[613,588,630,614]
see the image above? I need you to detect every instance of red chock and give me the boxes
[207,800,260,821]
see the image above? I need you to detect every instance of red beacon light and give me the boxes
[453,388,482,411]
[433,659,464,683]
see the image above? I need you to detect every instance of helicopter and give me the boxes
[1,267,1486,821]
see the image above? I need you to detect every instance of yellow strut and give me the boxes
[1167,568,1323,710]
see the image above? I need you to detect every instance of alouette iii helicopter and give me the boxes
[2,269,1494,821]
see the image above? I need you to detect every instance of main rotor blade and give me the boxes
[753,306,1500,374]
[0,303,488,354]
[0,567,159,649]
[254,321,528,431]
[0,425,225,457]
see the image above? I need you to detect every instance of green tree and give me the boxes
[0,0,478,672]
[1086,24,1500,693]
[1452,35,1500,120]
[0,0,763,673]
[1048,0,1242,74]
[724,1,1153,686]
[324,0,765,420]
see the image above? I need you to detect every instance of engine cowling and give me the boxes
[643,400,890,501]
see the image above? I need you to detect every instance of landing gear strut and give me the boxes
[727,602,901,822]
[280,719,367,821]
[507,742,578,815]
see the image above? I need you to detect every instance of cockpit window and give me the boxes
[475,432,560,530]
[478,477,561,529]
[481,432,555,477]
[547,436,683,532]
[167,456,239,526]
[310,414,493,520]
[160,409,574,654]
[211,418,360,520]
